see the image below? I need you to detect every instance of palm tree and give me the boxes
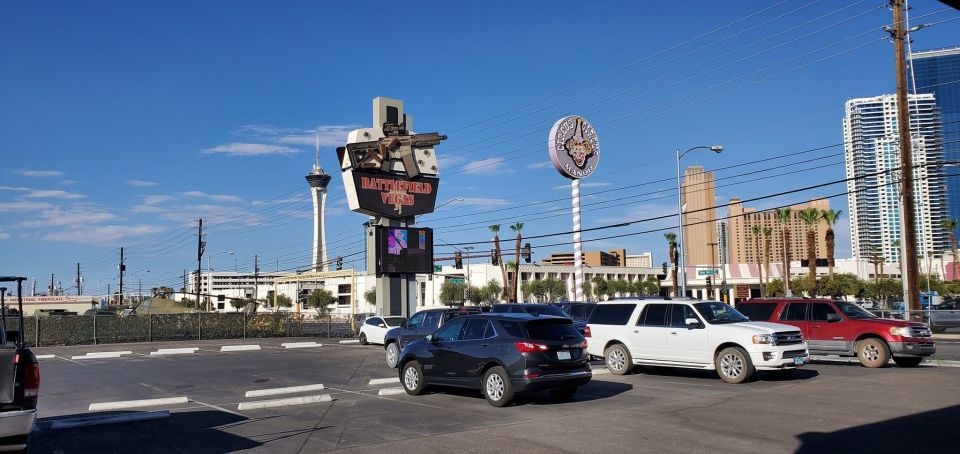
[775,208,792,296]
[664,233,678,296]
[798,207,822,286]
[751,225,764,297]
[489,224,507,301]
[509,222,524,302]
[762,227,773,292]
[821,209,842,279]
[892,239,903,280]
[942,218,958,280]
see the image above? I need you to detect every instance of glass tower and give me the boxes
[910,47,960,221]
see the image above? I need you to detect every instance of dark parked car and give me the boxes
[555,302,597,322]
[490,303,587,334]
[397,313,591,407]
[383,307,478,368]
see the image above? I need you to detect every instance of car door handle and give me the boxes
[633,329,639,333]
[669,331,677,335]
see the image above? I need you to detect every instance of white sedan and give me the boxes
[359,316,407,345]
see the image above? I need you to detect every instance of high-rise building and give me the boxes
[625,252,653,268]
[541,250,626,267]
[716,220,728,267]
[681,166,718,266]
[910,47,960,221]
[727,199,830,266]
[306,134,332,272]
[842,94,947,261]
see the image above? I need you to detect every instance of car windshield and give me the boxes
[834,301,876,319]
[528,305,572,318]
[693,302,750,324]
[383,317,406,326]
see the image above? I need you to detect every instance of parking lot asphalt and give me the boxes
[32,338,960,453]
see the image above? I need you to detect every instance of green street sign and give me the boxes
[447,278,465,284]
[433,265,442,273]
[697,269,719,276]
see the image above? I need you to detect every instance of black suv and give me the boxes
[397,313,591,406]
[555,302,597,322]
[383,307,478,368]
[490,303,587,334]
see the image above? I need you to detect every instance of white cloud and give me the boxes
[202,142,300,156]
[143,195,172,205]
[18,206,118,227]
[553,182,611,190]
[42,224,164,245]
[526,162,552,170]
[24,189,86,199]
[0,185,30,192]
[0,200,54,212]
[0,232,9,240]
[126,179,158,187]
[15,170,63,177]
[462,157,515,175]
[275,125,360,147]
[183,191,243,203]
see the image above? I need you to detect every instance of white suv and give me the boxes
[585,299,808,383]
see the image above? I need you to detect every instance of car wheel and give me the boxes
[892,356,924,367]
[856,338,890,368]
[385,342,400,368]
[401,361,426,395]
[716,347,754,384]
[549,386,578,401]
[482,366,515,407]
[359,333,368,345]
[604,344,632,375]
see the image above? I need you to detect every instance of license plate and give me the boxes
[557,350,571,360]
[793,356,804,366]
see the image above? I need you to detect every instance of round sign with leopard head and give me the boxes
[548,116,600,179]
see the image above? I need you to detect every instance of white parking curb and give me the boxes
[150,348,199,356]
[591,367,611,375]
[88,396,189,412]
[281,342,322,349]
[377,387,406,396]
[71,351,132,360]
[35,354,55,360]
[339,340,360,344]
[51,411,170,430]
[244,384,326,398]
[368,377,400,386]
[237,394,332,410]
[220,345,261,352]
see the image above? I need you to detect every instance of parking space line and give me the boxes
[244,384,326,398]
[55,356,88,366]
[323,386,442,409]
[192,399,247,418]
[89,396,189,411]
[237,394,332,411]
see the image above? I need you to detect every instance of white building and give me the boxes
[842,93,947,262]
[624,253,653,268]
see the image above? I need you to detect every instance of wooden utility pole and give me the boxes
[118,247,124,305]
[196,219,204,311]
[891,0,921,313]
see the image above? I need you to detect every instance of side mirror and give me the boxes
[379,323,386,328]
[826,313,842,323]
[685,318,701,328]
[425,334,435,343]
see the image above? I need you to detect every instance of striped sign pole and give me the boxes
[572,178,584,302]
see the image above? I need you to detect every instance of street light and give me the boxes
[676,145,723,298]
[131,269,150,304]
[435,197,465,210]
[207,251,235,272]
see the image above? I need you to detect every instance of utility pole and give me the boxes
[76,262,82,295]
[254,254,260,311]
[183,269,187,293]
[891,0,921,314]
[196,219,204,311]
[49,273,55,296]
[119,246,125,306]
[708,242,718,300]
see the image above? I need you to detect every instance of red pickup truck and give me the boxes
[736,298,935,368]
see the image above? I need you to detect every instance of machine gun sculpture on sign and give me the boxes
[337,97,447,218]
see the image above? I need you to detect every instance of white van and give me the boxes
[585,299,808,383]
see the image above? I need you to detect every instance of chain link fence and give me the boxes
[5,313,362,347]
[868,309,960,334]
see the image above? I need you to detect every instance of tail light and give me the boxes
[576,340,588,349]
[16,356,39,400]
[514,341,550,353]
[584,326,592,338]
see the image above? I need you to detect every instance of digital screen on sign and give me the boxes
[377,226,433,274]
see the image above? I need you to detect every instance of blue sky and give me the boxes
[2,0,959,294]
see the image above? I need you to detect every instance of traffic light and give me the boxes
[454,251,463,269]
[521,243,532,263]
[491,249,498,265]
[706,276,713,294]
[336,257,343,271]
[298,289,309,304]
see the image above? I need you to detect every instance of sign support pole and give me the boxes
[572,179,584,301]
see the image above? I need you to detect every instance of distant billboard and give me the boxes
[375,226,433,275]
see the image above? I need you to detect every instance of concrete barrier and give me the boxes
[368,377,400,386]
[281,342,322,349]
[377,387,406,396]
[88,396,189,412]
[220,345,261,352]
[237,394,332,411]
[150,347,199,356]
[244,384,326,398]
